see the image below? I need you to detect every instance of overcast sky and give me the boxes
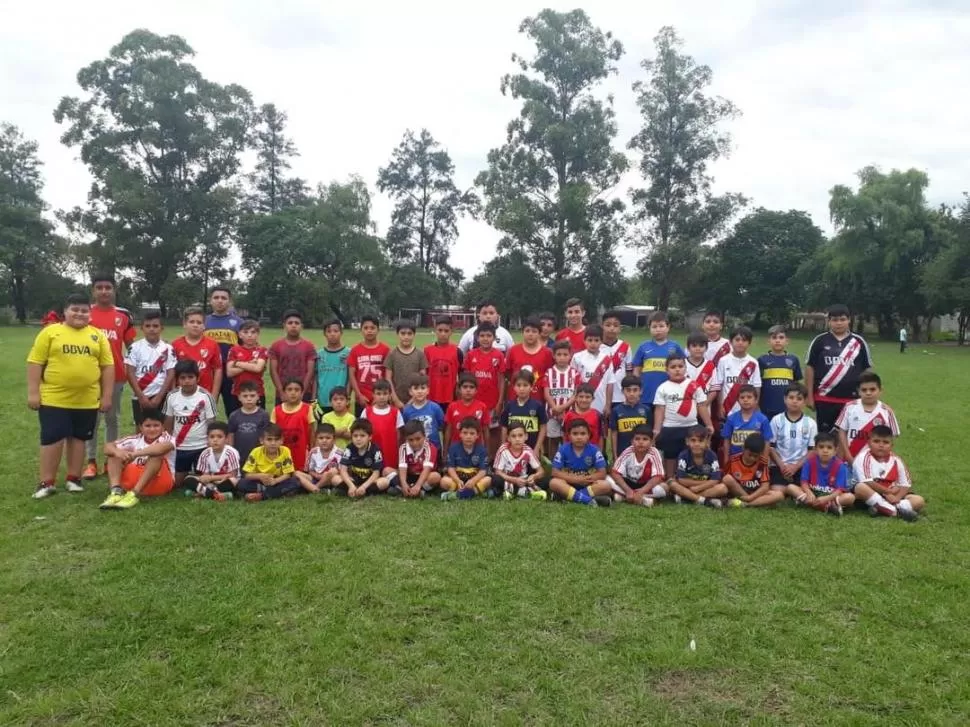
[2,0,969,279]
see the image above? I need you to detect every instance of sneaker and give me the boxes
[113,491,139,509]
[673,494,683,505]
[33,484,56,499]
[530,490,548,501]
[440,491,457,501]
[897,505,919,522]
[728,498,744,508]
[593,495,613,507]
[826,500,843,517]
[99,492,124,509]
[244,492,264,502]
[704,497,723,509]
[457,489,476,500]
[502,490,513,501]
[872,502,897,518]
[387,485,402,497]
[641,495,655,508]
[65,480,85,493]
[82,462,98,480]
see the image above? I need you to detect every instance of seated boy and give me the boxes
[99,408,176,510]
[549,419,612,506]
[237,423,303,502]
[338,419,394,498]
[851,424,923,522]
[670,426,727,507]
[609,425,666,507]
[493,422,547,500]
[182,421,240,501]
[441,417,493,500]
[395,420,442,498]
[787,432,853,516]
[296,424,344,494]
[723,433,784,508]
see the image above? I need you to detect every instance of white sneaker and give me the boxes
[33,484,57,499]
[641,495,655,508]
[65,480,85,493]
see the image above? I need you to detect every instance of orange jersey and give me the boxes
[88,305,135,382]
[726,453,770,492]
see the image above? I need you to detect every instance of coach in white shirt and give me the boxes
[458,299,516,353]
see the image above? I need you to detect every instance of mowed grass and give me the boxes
[2,325,970,726]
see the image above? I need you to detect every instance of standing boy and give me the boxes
[227,319,268,407]
[348,314,391,416]
[172,307,222,397]
[701,311,731,364]
[835,371,899,463]
[463,321,507,453]
[500,370,548,453]
[385,320,428,409]
[444,374,491,446]
[538,312,557,350]
[758,325,802,421]
[610,376,650,459]
[402,375,446,451]
[322,386,356,450]
[505,317,554,402]
[457,300,515,353]
[710,325,762,421]
[424,316,462,411]
[228,381,270,464]
[768,383,818,491]
[315,318,349,415]
[653,354,714,478]
[162,360,217,490]
[271,378,315,472]
[633,312,685,410]
[544,341,580,457]
[269,310,317,404]
[601,310,632,407]
[556,297,587,353]
[125,310,175,426]
[361,379,405,470]
[204,286,243,415]
[570,325,615,420]
[685,332,716,393]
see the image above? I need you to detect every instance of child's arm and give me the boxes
[534,424,546,458]
[837,429,852,462]
[269,357,282,394]
[652,405,665,438]
[348,365,367,406]
[603,384,613,419]
[126,364,149,406]
[164,415,174,434]
[590,466,608,484]
[103,441,127,460]
[698,401,714,432]
[159,369,175,399]
[551,467,587,486]
[495,372,506,415]
[211,366,223,400]
[227,357,243,378]
[338,464,356,491]
[611,468,637,499]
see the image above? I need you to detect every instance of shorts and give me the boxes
[39,406,98,446]
[132,395,168,426]
[174,448,205,474]
[657,426,692,460]
[769,465,795,487]
[120,460,175,496]
[547,417,564,438]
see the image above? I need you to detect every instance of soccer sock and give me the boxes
[457,488,475,499]
[697,496,706,505]
[565,486,577,501]
[40,479,54,487]
[651,485,667,499]
[66,474,81,484]
[386,472,398,485]
[474,480,489,495]
[111,485,124,495]
[898,498,914,512]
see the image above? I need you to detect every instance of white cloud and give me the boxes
[2,0,968,285]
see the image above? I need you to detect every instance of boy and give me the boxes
[338,419,394,498]
[556,297,587,353]
[271,378,315,472]
[788,432,852,516]
[653,354,714,478]
[501,370,548,453]
[549,419,612,506]
[125,310,175,425]
[758,325,803,420]
[385,319,429,408]
[98,409,176,509]
[721,385,773,462]
[633,312,685,409]
[182,421,240,501]
[505,317,554,402]
[544,341,580,457]
[445,373,491,446]
[348,314,391,416]
[204,286,243,416]
[322,386,356,450]
[564,385,603,447]
[457,299,516,353]
[710,325,762,421]
[228,381,270,464]
[441,418,493,499]
[701,311,731,365]
[424,316,462,411]
[227,319,268,408]
[610,425,666,507]
[162,360,217,490]
[493,422,546,500]
[769,383,818,490]
[610,376,650,459]
[685,331,715,393]
[172,307,222,396]
[361,379,405,470]
[601,310,632,406]
[463,321,507,452]
[835,371,899,463]
[314,318,349,417]
[396,420,441,498]
[402,375,446,452]
[851,425,923,521]
[670,427,727,506]
[723,433,784,507]
[269,310,317,404]
[297,424,344,494]
[570,324,615,418]
[538,312,557,350]
[238,423,302,502]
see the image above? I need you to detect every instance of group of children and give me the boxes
[88,298,924,521]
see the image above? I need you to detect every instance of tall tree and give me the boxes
[476,9,628,310]
[629,26,744,311]
[461,250,552,322]
[247,103,308,214]
[376,128,478,295]
[921,198,970,344]
[54,29,253,314]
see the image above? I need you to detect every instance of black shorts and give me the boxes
[657,426,692,460]
[769,465,795,487]
[814,402,846,433]
[174,448,205,474]
[39,406,98,446]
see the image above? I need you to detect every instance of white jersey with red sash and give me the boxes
[807,332,873,403]
[712,354,761,417]
[196,445,241,477]
[603,339,632,403]
[611,445,664,485]
[493,443,541,477]
[836,400,900,457]
[125,339,175,397]
[308,446,344,474]
[163,388,216,450]
[852,446,911,487]
[570,350,616,413]
[704,338,731,364]
[687,358,716,394]
[654,378,706,428]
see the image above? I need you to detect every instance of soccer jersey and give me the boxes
[852,447,911,487]
[362,405,404,469]
[711,354,762,416]
[348,342,391,403]
[704,337,732,364]
[203,311,243,361]
[544,366,580,420]
[806,332,873,403]
[500,399,548,449]
[125,339,175,397]
[244,445,295,476]
[399,441,438,476]
[570,349,616,413]
[340,444,384,480]
[799,453,848,493]
[385,347,429,404]
[770,413,818,465]
[113,431,176,473]
[493,443,541,477]
[308,446,343,474]
[654,378,707,428]
[676,448,722,481]
[835,400,900,458]
[403,401,446,449]
[726,453,770,492]
[686,357,716,394]
[602,339,633,403]
[757,352,802,419]
[633,340,685,406]
[457,325,515,353]
[269,338,317,384]
[172,336,222,394]
[271,402,314,471]
[226,344,268,396]
[315,346,349,404]
[27,324,114,409]
[610,402,650,455]
[552,442,607,474]
[721,409,773,457]
[445,399,490,443]
[321,410,356,450]
[196,445,241,477]
[505,343,554,401]
[555,327,587,354]
[424,343,462,404]
[612,446,664,485]
[89,305,135,383]
[163,388,217,450]
[446,442,489,477]
[564,409,603,447]
[228,408,270,463]
[464,347,506,411]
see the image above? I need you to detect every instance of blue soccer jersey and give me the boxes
[633,340,685,406]
[203,311,243,362]
[552,443,607,473]
[721,410,774,457]
[676,448,722,481]
[758,352,802,419]
[403,401,446,449]
[799,453,848,493]
[446,442,489,477]
[610,402,651,455]
[500,398,548,450]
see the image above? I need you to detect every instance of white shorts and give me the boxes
[547,417,564,438]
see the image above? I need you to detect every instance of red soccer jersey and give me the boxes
[172,335,223,394]
[464,347,506,411]
[564,408,603,447]
[227,344,268,396]
[364,405,403,469]
[349,342,391,403]
[89,305,135,382]
[445,399,491,444]
[424,343,461,404]
[556,327,587,354]
[268,338,317,383]
[505,343,554,401]
[272,402,313,471]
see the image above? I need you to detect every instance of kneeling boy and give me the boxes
[441,418,492,500]
[396,420,442,498]
[723,433,784,508]
[851,425,923,522]
[237,423,302,502]
[787,432,853,516]
[99,408,176,510]
[549,419,612,506]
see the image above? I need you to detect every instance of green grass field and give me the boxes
[3,326,969,726]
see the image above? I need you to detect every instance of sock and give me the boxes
[66,474,81,484]
[475,480,490,495]
[565,486,576,501]
[457,488,475,500]
[40,479,54,487]
[385,472,398,485]
[697,496,706,505]
[651,485,667,498]
[571,488,592,504]
[897,498,914,512]
[111,485,124,495]
[865,494,881,507]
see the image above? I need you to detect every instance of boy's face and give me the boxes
[554,349,572,367]
[478,305,499,325]
[731,335,750,356]
[703,315,722,338]
[178,373,198,389]
[372,388,391,406]
[687,434,709,454]
[262,435,282,452]
[93,281,115,306]
[829,314,850,336]
[623,384,641,404]
[522,326,539,345]
[514,380,533,399]
[666,359,686,381]
[184,314,204,338]
[785,391,805,414]
[477,331,495,349]
[507,428,527,447]
[397,328,415,347]
[238,390,259,408]
[239,326,259,346]
[410,384,429,402]
[868,435,893,459]
[284,317,303,338]
[434,323,451,344]
[207,429,227,448]
[331,394,349,412]
[140,418,164,440]
[141,319,162,341]
[632,432,652,453]
[568,426,590,448]
[565,305,584,327]
[459,382,477,401]
[738,391,757,411]
[602,317,620,342]
[584,335,601,354]
[406,430,426,450]
[575,392,593,410]
[859,381,881,405]
[284,383,303,403]
[741,449,759,464]
[769,332,787,352]
[324,324,342,346]
[540,319,555,339]
[63,303,91,328]
[361,321,379,341]
[460,428,479,447]
[210,290,231,314]
[687,343,706,360]
[317,431,335,450]
[815,440,836,461]
[351,430,371,449]
[650,320,669,340]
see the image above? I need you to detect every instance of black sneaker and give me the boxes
[593,495,613,507]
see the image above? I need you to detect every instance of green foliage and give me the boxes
[921,198,970,343]
[476,9,627,310]
[247,103,308,214]
[462,250,552,321]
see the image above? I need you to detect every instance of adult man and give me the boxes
[204,286,243,414]
[457,300,515,354]
[805,304,873,433]
[27,294,114,498]
[899,325,908,354]
[84,274,135,478]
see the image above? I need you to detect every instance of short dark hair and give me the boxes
[477,321,496,336]
[209,285,231,297]
[786,382,808,398]
[410,374,430,389]
[827,304,850,319]
[329,386,349,401]
[64,293,89,309]
[476,299,498,313]
[92,272,115,286]
[621,375,641,390]
[870,424,894,440]
[522,316,541,332]
[373,380,392,393]
[859,371,882,388]
[567,418,590,433]
[402,420,425,437]
[240,319,260,332]
[282,309,302,323]
[738,384,757,398]
[141,310,162,323]
[552,340,572,353]
[703,310,723,322]
[317,423,336,436]
[601,310,621,324]
[174,360,199,377]
[506,422,528,436]
[649,311,668,324]
[538,312,556,324]
[350,419,373,435]
[395,319,415,333]
[564,297,584,310]
[686,331,707,348]
[730,325,753,342]
[458,372,477,388]
[360,314,380,327]
[282,377,304,390]
[182,306,204,321]
[513,370,534,386]
[576,384,595,396]
[434,316,452,327]
[743,433,767,455]
[584,324,603,340]
[767,324,787,336]
[140,408,164,424]
[263,423,283,439]
[323,318,342,331]
[814,432,837,447]
[459,417,481,433]
[238,381,260,394]
[631,424,654,439]
[207,421,229,435]
[687,425,710,440]
[665,352,686,366]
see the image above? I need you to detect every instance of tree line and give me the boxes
[0,12,967,342]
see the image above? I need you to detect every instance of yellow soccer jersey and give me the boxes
[243,445,295,476]
[27,323,114,409]
[322,410,356,449]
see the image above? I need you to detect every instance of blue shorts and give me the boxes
[174,448,205,474]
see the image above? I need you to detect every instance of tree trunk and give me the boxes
[657,284,671,312]
[959,312,968,345]
[12,273,27,323]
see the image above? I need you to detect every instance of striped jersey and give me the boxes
[611,446,664,485]
[769,413,818,465]
[308,445,343,474]
[852,447,911,487]
[544,366,580,419]
[398,441,438,477]
[196,445,241,477]
[836,400,900,457]
[124,339,175,396]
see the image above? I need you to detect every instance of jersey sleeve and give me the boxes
[394,411,404,427]
[675,453,688,478]
[537,406,548,425]
[758,463,770,485]
[749,361,762,389]
[204,393,217,420]
[720,416,734,439]
[806,336,823,369]
[27,327,54,365]
[552,447,565,470]
[280,452,295,475]
[858,336,873,369]
[708,453,722,480]
[593,449,607,469]
[632,344,646,368]
[852,456,870,483]
[793,357,803,381]
[243,453,258,474]
[652,385,666,406]
[693,385,707,404]
[834,404,850,431]
[305,407,315,424]
[268,342,280,361]
[711,359,725,392]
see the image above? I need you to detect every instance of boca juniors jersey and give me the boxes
[610,402,650,455]
[552,442,607,474]
[633,339,685,406]
[757,352,802,419]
